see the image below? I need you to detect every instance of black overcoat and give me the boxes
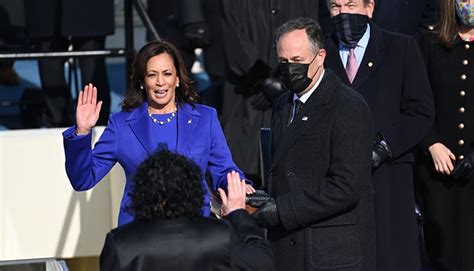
[325,23,435,271]
[268,70,376,271]
[415,32,474,271]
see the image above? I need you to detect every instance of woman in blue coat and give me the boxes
[63,41,253,226]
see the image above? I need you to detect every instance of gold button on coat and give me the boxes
[466,44,470,49]
[459,155,465,160]
[461,74,467,80]
[458,123,465,129]
[458,139,465,146]
[460,90,466,96]
[463,59,469,65]
[459,107,465,113]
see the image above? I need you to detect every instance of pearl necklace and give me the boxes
[148,107,177,125]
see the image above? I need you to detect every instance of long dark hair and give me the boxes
[121,40,200,112]
[437,0,458,47]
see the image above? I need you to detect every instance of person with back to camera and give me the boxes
[100,149,274,271]
[63,40,254,226]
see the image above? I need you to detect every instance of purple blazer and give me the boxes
[63,102,245,225]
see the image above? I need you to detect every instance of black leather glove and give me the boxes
[242,60,273,96]
[372,136,392,170]
[452,151,474,181]
[252,199,280,229]
[261,78,286,102]
[250,92,273,111]
[183,22,211,48]
[246,190,273,208]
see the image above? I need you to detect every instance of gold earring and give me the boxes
[176,82,180,87]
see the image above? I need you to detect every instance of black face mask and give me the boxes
[279,55,318,94]
[331,13,369,48]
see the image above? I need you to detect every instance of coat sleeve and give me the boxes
[276,94,374,230]
[379,36,435,158]
[220,0,271,81]
[206,109,249,190]
[417,32,441,151]
[99,232,121,271]
[227,209,275,271]
[62,118,118,191]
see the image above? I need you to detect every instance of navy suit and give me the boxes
[325,23,434,271]
[63,102,244,226]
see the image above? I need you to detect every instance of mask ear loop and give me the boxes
[308,50,322,80]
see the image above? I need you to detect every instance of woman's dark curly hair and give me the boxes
[121,40,200,112]
[128,149,205,220]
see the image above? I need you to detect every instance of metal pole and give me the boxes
[0,49,126,60]
[133,0,161,42]
[124,0,134,90]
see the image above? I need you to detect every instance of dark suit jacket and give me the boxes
[325,23,434,271]
[100,209,275,271]
[268,70,376,271]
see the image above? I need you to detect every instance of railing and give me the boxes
[0,0,161,90]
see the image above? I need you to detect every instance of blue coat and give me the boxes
[63,102,244,226]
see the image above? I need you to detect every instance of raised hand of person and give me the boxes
[76,83,103,135]
[428,142,456,175]
[218,171,247,216]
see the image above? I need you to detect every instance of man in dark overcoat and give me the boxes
[324,0,435,270]
[253,18,376,271]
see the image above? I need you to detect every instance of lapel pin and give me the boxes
[302,116,308,121]
[368,62,374,67]
[187,119,192,124]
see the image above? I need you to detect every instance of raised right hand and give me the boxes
[76,83,103,135]
[218,171,247,216]
[428,142,456,175]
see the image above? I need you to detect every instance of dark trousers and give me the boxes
[36,36,110,127]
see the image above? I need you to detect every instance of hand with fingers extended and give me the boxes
[246,183,256,195]
[76,83,103,135]
[428,142,456,175]
[218,171,247,216]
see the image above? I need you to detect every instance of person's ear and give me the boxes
[317,49,326,67]
[366,0,375,19]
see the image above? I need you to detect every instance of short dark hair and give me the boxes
[121,40,200,112]
[128,149,205,220]
[275,17,325,53]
